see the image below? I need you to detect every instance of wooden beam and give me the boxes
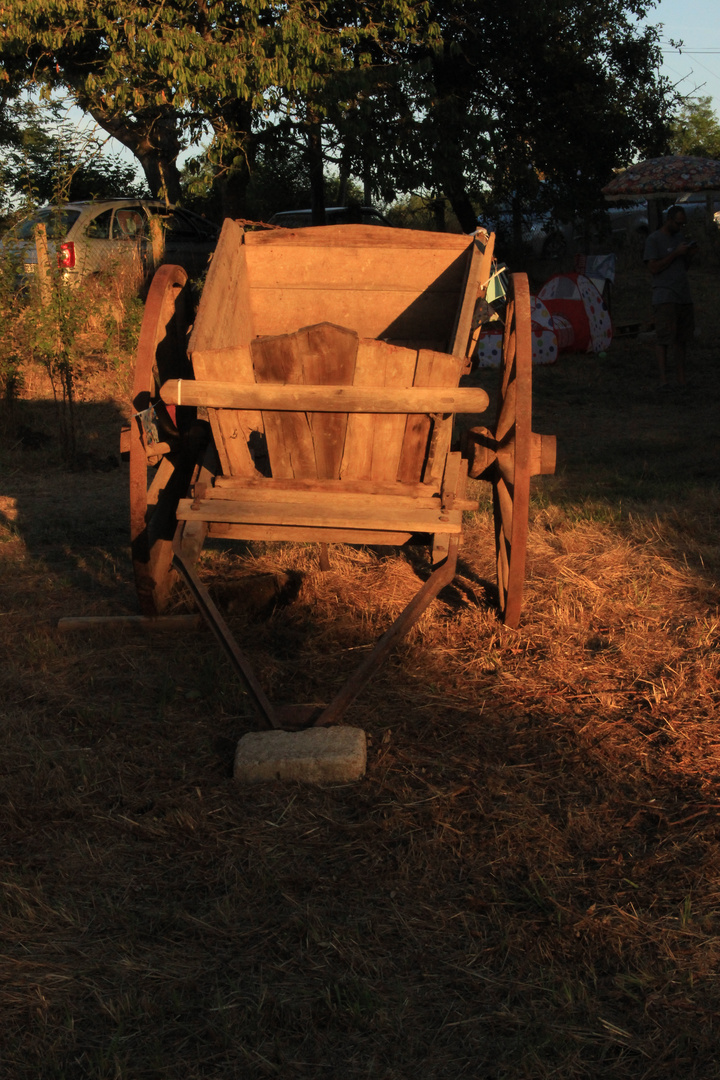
[177,495,464,534]
[161,379,489,415]
[196,481,478,512]
[213,475,477,510]
[58,615,202,632]
[208,522,415,545]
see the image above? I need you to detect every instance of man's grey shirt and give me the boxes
[643,228,693,305]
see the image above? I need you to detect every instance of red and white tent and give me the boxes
[475,295,558,367]
[538,272,612,354]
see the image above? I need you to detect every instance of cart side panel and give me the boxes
[398,350,465,485]
[297,323,359,480]
[243,226,473,349]
[339,338,420,483]
[250,323,358,481]
[189,219,262,477]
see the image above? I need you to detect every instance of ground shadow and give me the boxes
[0,398,136,611]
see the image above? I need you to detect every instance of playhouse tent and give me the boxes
[538,272,612,353]
[475,294,559,368]
[529,295,558,365]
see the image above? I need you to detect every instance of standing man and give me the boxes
[643,205,696,389]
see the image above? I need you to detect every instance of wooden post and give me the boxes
[34,223,52,305]
[149,216,165,274]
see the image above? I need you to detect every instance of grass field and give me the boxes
[1,233,719,1079]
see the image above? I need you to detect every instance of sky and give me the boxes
[651,0,720,113]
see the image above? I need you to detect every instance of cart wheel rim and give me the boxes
[494,272,532,629]
[130,264,190,615]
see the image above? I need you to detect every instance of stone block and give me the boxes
[234,726,367,784]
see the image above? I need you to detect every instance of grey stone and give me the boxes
[234,726,367,784]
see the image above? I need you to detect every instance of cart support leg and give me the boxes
[174,530,458,732]
[172,528,280,729]
[314,537,459,727]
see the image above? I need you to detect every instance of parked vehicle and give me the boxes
[675,191,720,226]
[2,199,219,283]
[478,203,573,259]
[268,206,391,228]
[604,202,649,240]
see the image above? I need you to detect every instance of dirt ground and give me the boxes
[1,233,719,1079]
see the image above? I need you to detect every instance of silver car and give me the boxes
[2,198,219,283]
[268,206,391,228]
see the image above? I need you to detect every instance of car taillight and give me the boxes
[57,242,75,269]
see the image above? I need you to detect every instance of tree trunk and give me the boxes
[511,195,524,249]
[135,148,182,205]
[444,185,478,233]
[215,171,252,220]
[86,105,183,204]
[208,101,255,220]
[307,112,326,225]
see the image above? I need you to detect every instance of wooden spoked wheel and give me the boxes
[493,272,533,629]
[130,264,195,615]
[463,272,556,627]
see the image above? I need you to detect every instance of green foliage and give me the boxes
[0,245,26,405]
[0,98,148,219]
[0,238,143,463]
[1,0,676,229]
[369,0,677,229]
[1,1,432,211]
[669,96,720,159]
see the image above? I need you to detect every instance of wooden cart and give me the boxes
[126,220,555,729]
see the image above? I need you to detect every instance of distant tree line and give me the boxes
[0,0,691,230]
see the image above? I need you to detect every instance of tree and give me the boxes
[669,96,720,158]
[2,0,677,231]
[348,0,676,232]
[0,98,147,217]
[0,1,431,217]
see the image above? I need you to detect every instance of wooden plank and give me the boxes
[244,232,472,343]
[245,225,473,251]
[441,451,463,508]
[449,238,483,358]
[296,323,358,479]
[177,495,464,534]
[214,476,441,497]
[162,378,489,414]
[211,477,477,511]
[339,340,387,480]
[397,349,464,485]
[369,340,418,482]
[58,615,202,632]
[248,288,466,345]
[246,248,469,293]
[250,331,317,479]
[188,221,261,477]
[433,455,470,565]
[193,346,262,479]
[191,485,477,512]
[190,220,252,353]
[337,338,409,481]
[208,522,415,545]
[464,232,497,361]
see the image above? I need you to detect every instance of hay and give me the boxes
[2,254,720,1078]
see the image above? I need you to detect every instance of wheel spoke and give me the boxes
[501,299,516,392]
[147,456,176,516]
[496,376,517,444]
[491,273,533,628]
[496,475,514,539]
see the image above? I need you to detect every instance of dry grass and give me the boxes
[1,240,720,1079]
